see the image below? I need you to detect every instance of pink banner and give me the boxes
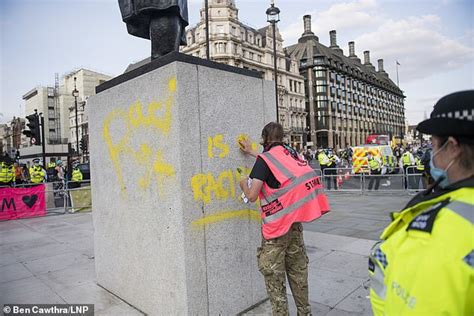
[0,184,46,221]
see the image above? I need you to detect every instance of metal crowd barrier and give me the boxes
[317,167,426,194]
[405,166,427,191]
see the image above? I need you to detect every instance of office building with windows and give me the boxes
[286,15,405,149]
[20,69,110,161]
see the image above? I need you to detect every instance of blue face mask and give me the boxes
[429,141,454,188]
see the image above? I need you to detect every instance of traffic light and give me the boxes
[23,114,41,146]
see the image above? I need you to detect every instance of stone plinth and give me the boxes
[88,53,274,315]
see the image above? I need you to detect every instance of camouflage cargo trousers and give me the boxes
[257,222,311,316]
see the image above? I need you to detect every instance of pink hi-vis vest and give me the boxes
[258,146,330,239]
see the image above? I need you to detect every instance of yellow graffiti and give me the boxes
[208,134,229,159]
[191,167,252,204]
[102,77,177,194]
[191,209,261,227]
[236,134,259,152]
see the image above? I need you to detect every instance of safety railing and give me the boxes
[318,167,427,194]
[405,166,427,191]
[321,168,362,192]
[65,180,92,213]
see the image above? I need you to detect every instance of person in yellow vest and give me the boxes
[414,154,426,190]
[367,153,382,190]
[368,90,474,316]
[401,149,416,189]
[0,159,15,186]
[47,160,56,169]
[29,158,45,184]
[238,122,330,315]
[69,161,83,189]
[318,149,337,190]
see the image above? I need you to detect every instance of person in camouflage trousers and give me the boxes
[257,222,310,315]
[239,122,327,315]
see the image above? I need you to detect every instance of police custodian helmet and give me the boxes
[417,90,474,139]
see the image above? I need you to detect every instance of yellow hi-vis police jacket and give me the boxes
[369,176,474,316]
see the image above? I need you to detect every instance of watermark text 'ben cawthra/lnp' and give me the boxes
[2,304,94,316]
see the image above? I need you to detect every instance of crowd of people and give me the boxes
[294,141,435,191]
[0,155,84,187]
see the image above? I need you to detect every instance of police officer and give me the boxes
[69,161,83,189]
[238,122,330,315]
[326,149,339,190]
[401,148,416,189]
[0,158,14,186]
[318,149,337,190]
[368,90,474,315]
[414,152,426,189]
[367,153,382,190]
[29,158,45,184]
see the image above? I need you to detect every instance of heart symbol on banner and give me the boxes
[22,195,38,208]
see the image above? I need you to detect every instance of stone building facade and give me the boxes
[181,0,308,148]
[64,69,111,155]
[286,15,405,149]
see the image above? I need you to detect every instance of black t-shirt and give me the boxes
[249,144,282,189]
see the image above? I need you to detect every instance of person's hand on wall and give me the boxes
[238,137,258,157]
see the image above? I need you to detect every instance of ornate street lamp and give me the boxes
[72,77,79,155]
[266,0,280,122]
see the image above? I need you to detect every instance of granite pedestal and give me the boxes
[88,53,274,315]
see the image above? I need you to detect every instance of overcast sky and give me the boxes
[1,0,473,125]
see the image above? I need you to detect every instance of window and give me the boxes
[315,69,326,78]
[318,101,328,110]
[316,85,327,93]
[315,57,325,65]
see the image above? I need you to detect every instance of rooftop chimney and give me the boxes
[329,30,343,55]
[377,59,384,72]
[303,15,313,34]
[364,50,371,65]
[349,41,356,57]
[348,41,361,63]
[299,15,318,42]
[329,30,337,47]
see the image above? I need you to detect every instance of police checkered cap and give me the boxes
[417,90,474,137]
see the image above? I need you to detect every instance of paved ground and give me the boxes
[305,192,412,240]
[0,193,412,315]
